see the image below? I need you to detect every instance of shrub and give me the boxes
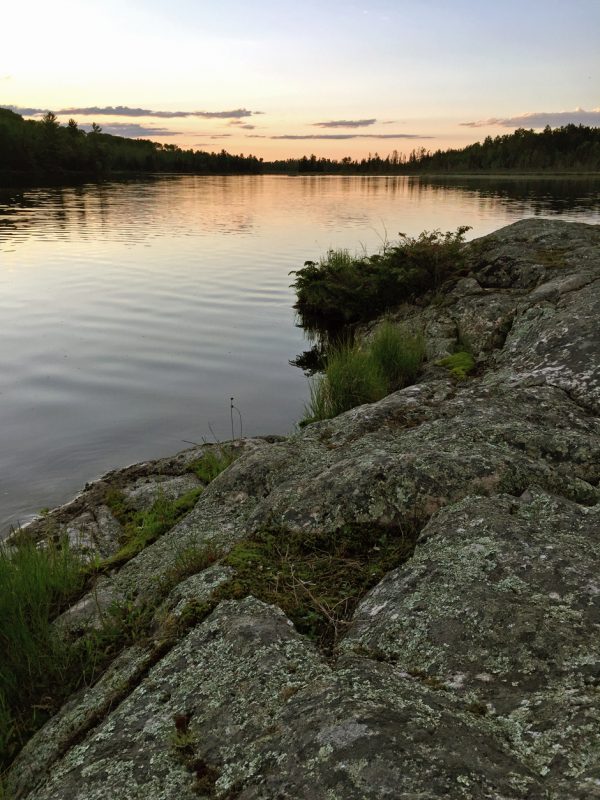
[291,226,470,326]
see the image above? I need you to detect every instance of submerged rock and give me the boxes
[7,219,600,799]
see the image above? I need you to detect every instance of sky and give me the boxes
[2,0,599,160]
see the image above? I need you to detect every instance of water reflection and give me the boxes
[0,174,599,534]
[415,175,600,215]
[0,176,260,246]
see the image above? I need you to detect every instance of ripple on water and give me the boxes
[0,174,599,532]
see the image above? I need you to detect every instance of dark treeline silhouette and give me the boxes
[268,126,600,174]
[0,108,263,179]
[403,125,600,173]
[1,108,599,181]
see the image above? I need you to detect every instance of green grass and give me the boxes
[370,322,425,389]
[0,540,160,771]
[302,342,387,424]
[302,324,426,425]
[0,540,86,769]
[188,447,237,483]
[0,458,235,773]
[0,533,220,774]
[437,350,476,380]
[291,226,470,327]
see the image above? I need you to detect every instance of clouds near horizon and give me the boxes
[2,104,260,119]
[80,122,180,137]
[313,119,377,128]
[268,133,431,140]
[462,107,600,128]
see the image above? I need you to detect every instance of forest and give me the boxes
[269,125,600,173]
[1,107,599,179]
[0,108,263,178]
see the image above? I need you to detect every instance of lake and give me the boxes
[1,174,599,533]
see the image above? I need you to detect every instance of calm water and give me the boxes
[1,174,599,532]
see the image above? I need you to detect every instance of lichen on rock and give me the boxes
[6,219,600,800]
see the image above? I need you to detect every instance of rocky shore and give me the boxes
[6,218,600,799]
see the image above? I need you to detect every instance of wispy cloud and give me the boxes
[461,107,600,128]
[268,133,431,140]
[313,118,377,128]
[62,106,259,119]
[80,122,179,137]
[2,105,50,115]
[2,104,260,119]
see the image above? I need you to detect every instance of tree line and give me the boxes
[0,108,263,178]
[268,126,600,173]
[1,107,599,180]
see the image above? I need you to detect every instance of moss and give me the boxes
[437,350,476,380]
[95,487,204,573]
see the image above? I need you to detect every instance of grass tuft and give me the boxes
[302,324,425,425]
[302,342,386,425]
[0,539,86,769]
[370,321,425,389]
[219,522,418,652]
[188,447,237,484]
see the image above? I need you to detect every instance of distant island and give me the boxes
[1,107,599,181]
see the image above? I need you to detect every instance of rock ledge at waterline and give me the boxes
[8,218,600,799]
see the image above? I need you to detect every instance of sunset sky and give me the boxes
[2,0,599,160]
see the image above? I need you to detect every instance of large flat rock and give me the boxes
[8,219,600,800]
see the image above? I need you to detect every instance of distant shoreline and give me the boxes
[2,169,600,188]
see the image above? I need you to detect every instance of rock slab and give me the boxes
[7,219,600,800]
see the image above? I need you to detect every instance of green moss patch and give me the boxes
[437,350,476,380]
[97,487,204,572]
